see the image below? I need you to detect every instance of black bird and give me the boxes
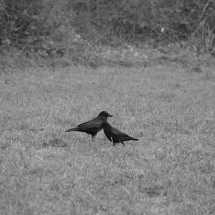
[102,121,138,146]
[66,111,112,139]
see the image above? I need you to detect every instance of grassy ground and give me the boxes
[1,63,215,215]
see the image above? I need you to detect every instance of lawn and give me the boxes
[1,63,215,215]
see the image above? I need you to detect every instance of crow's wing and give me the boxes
[111,127,130,138]
[77,117,103,129]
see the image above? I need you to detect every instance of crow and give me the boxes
[65,111,112,139]
[101,121,138,146]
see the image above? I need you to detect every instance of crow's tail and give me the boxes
[65,127,78,132]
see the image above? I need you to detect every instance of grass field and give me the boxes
[1,63,215,215]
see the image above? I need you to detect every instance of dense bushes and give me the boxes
[69,0,215,46]
[0,0,215,56]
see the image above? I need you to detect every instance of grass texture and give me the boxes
[0,65,215,215]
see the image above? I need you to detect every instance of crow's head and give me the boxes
[98,111,113,118]
[101,121,112,128]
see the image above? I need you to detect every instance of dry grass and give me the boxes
[1,64,215,215]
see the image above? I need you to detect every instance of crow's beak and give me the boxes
[108,114,113,117]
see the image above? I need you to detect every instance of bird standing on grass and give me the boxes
[65,111,112,139]
[101,121,138,146]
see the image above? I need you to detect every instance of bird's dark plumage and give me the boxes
[102,121,138,146]
[66,111,112,138]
